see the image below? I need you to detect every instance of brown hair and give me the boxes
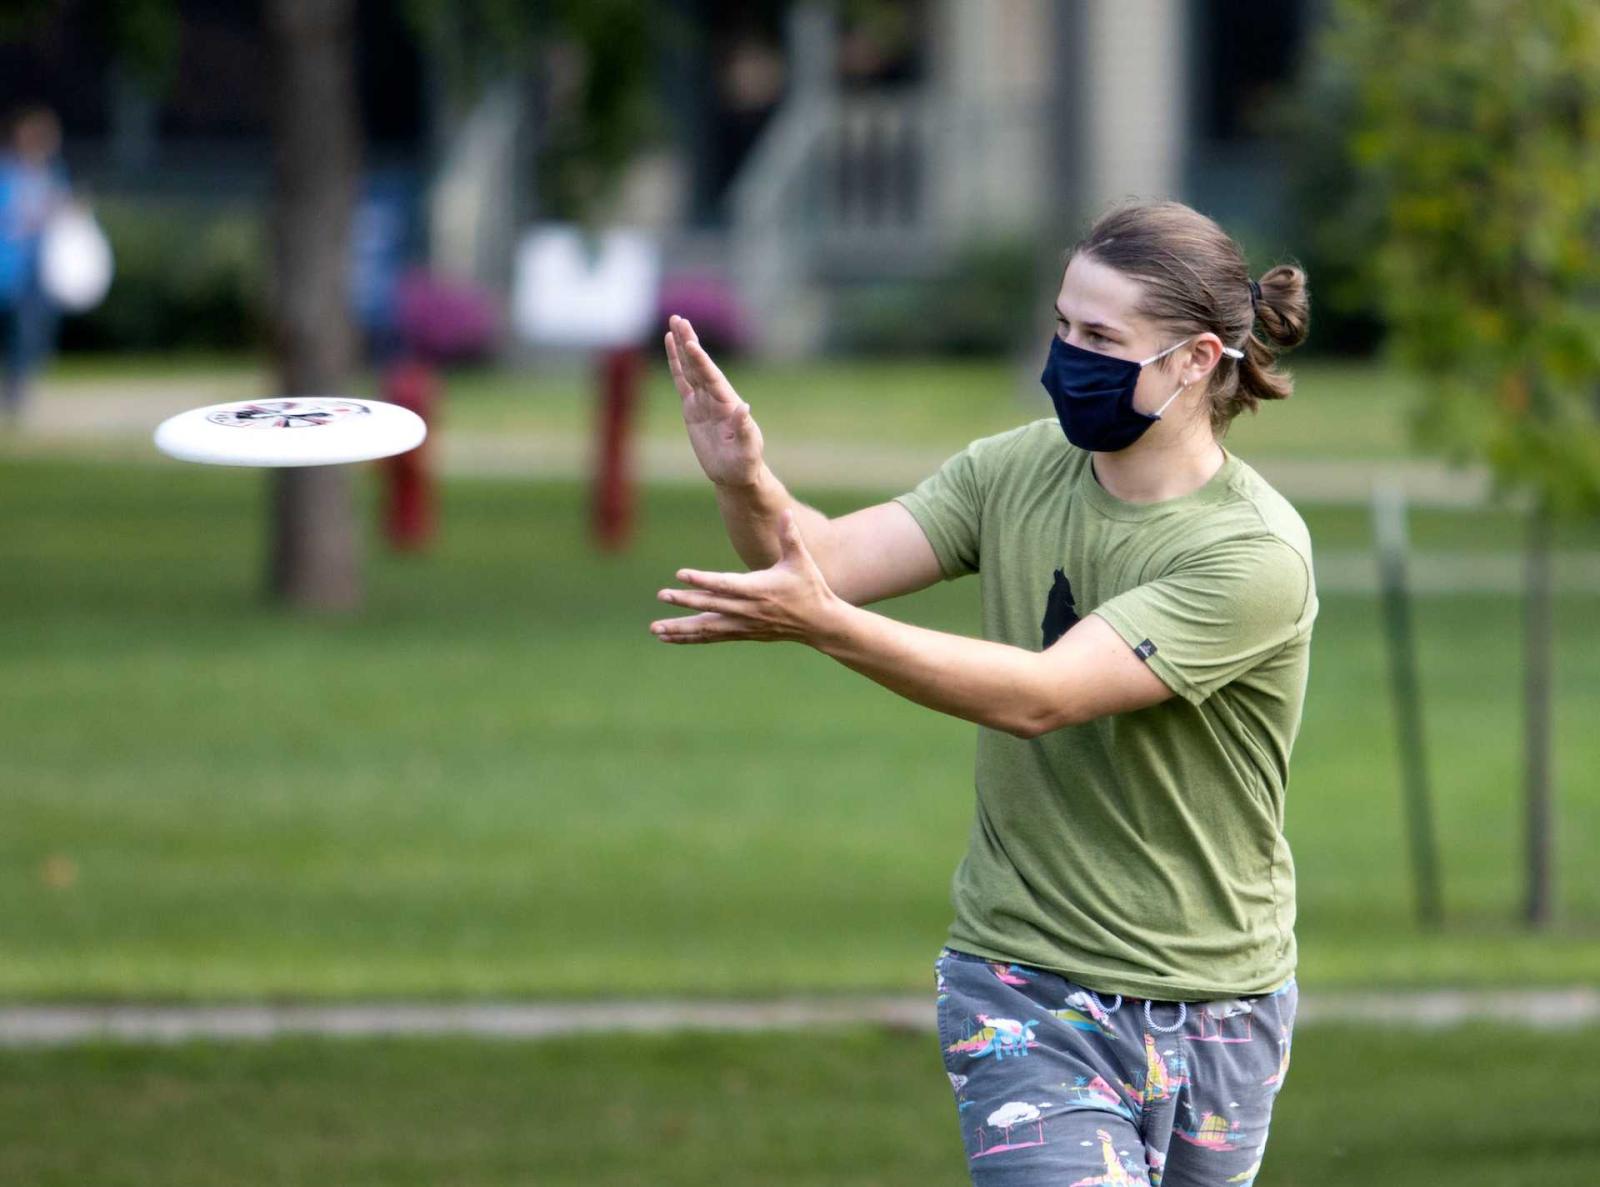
[1068,201,1310,434]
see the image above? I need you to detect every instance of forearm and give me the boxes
[715,465,833,571]
[813,601,1059,738]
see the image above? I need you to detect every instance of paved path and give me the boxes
[9,379,1499,506]
[2,987,1596,1046]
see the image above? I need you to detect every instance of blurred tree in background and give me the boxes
[827,237,1038,358]
[1336,0,1600,512]
[1330,0,1600,925]
[265,0,364,612]
[3,0,366,609]
[263,0,668,610]
[404,0,661,223]
[61,201,266,353]
[1274,24,1388,356]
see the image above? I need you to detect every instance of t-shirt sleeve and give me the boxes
[892,446,981,579]
[892,426,1032,579]
[1090,534,1315,706]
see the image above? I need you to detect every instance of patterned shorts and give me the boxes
[935,947,1296,1187]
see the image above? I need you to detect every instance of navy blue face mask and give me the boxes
[1040,334,1242,452]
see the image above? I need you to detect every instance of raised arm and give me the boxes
[666,315,943,605]
[651,510,1174,736]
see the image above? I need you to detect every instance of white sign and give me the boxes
[512,225,660,350]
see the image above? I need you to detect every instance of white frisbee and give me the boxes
[153,397,427,467]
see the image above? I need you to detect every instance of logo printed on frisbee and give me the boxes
[206,400,373,430]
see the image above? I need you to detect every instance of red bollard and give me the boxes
[592,346,642,551]
[380,358,440,551]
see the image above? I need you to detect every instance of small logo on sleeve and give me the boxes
[1133,639,1158,661]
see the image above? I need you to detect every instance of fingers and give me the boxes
[668,315,734,404]
[669,312,700,353]
[650,563,772,643]
[655,587,757,617]
[663,332,693,400]
[669,315,699,382]
[666,314,735,409]
[683,339,729,396]
[671,567,754,596]
[648,610,747,644]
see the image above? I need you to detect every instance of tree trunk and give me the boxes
[264,0,362,611]
[1523,496,1555,927]
[1372,483,1443,927]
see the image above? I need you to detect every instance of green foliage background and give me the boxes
[402,0,662,222]
[1330,0,1600,513]
[55,201,267,353]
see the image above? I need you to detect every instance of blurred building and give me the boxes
[707,0,1313,353]
[0,0,1313,357]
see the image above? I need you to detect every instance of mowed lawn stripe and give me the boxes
[0,1026,1596,1186]
[2,460,1597,999]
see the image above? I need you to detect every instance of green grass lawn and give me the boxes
[1,457,1597,1000]
[2,1025,1596,1185]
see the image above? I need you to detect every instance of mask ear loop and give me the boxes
[1152,382,1187,419]
[1147,338,1246,419]
[1140,338,1245,365]
[1136,338,1191,367]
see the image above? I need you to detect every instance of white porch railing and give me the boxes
[729,87,946,354]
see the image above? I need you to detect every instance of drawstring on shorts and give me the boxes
[1143,999,1188,1033]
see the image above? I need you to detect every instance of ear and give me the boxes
[1182,334,1227,386]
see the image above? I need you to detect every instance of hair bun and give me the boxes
[1253,265,1309,350]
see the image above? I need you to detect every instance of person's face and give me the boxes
[15,114,60,163]
[1053,253,1150,353]
[1053,254,1208,420]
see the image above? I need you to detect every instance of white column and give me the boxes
[930,0,1052,239]
[1082,0,1188,213]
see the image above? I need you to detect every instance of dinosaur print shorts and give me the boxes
[934,947,1296,1187]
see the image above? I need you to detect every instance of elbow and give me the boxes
[1006,679,1105,737]
[1005,702,1085,740]
[1005,720,1048,741]
[999,663,1097,739]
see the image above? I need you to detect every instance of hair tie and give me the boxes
[1248,279,1262,310]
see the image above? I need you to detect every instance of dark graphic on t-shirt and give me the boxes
[1041,568,1080,649]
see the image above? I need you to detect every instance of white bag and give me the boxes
[40,207,114,312]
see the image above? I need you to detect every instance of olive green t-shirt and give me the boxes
[894,419,1317,1000]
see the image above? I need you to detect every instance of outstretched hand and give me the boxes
[651,510,846,646]
[665,314,765,488]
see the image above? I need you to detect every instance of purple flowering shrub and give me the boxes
[656,270,748,355]
[394,269,501,363]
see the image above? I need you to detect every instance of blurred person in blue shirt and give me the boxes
[0,105,70,426]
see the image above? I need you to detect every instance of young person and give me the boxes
[0,106,70,426]
[651,200,1314,1187]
